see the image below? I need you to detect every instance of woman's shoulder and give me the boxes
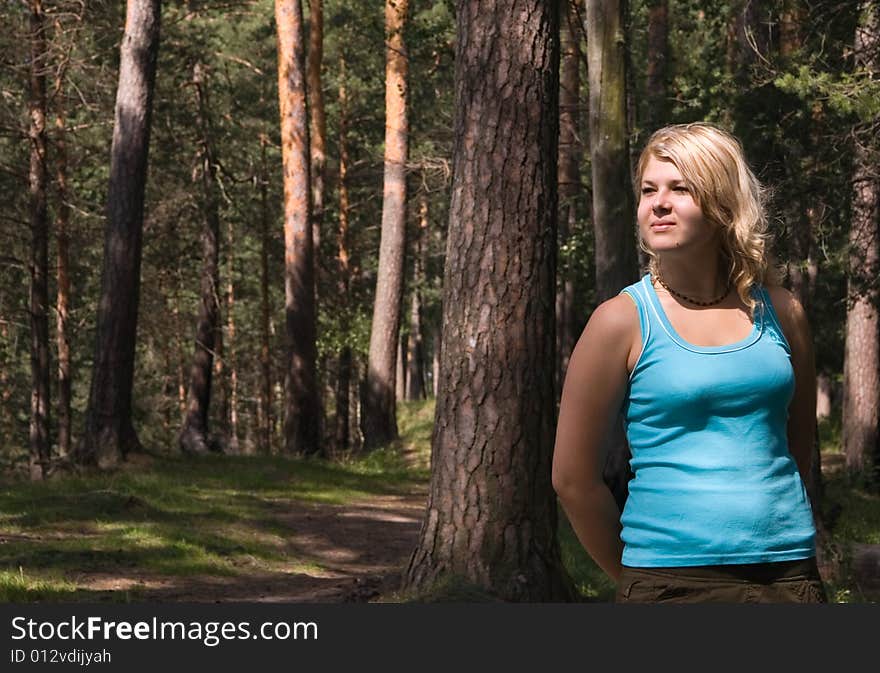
[582,293,641,343]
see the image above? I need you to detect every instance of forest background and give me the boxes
[1,0,879,603]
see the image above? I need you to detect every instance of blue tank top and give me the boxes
[619,274,817,567]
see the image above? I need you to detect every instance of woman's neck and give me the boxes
[653,254,729,302]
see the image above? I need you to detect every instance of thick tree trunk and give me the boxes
[362,0,409,450]
[645,0,668,130]
[276,0,320,455]
[335,53,352,452]
[54,82,72,460]
[79,0,161,467]
[842,2,880,485]
[403,0,574,602]
[556,0,580,404]
[28,0,51,479]
[259,136,274,454]
[179,62,221,456]
[585,0,638,512]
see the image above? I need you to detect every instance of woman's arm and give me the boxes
[767,286,817,482]
[551,295,639,583]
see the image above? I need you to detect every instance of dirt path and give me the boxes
[68,486,428,603]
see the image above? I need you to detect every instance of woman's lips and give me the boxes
[651,221,675,231]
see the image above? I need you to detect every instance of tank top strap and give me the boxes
[755,285,792,354]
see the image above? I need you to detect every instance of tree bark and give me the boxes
[403,0,574,601]
[259,135,274,454]
[842,2,880,485]
[179,62,222,456]
[396,330,406,402]
[585,0,638,302]
[556,0,580,404]
[54,63,72,460]
[585,0,638,512]
[362,0,410,450]
[276,0,320,455]
[28,0,51,479]
[79,0,161,468]
[407,190,428,401]
[645,0,668,130]
[335,52,352,452]
[307,0,325,285]
[225,216,240,453]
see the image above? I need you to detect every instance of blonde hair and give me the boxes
[635,122,780,317]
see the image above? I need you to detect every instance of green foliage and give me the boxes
[776,65,880,122]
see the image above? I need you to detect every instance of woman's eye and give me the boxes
[674,186,689,193]
[641,188,655,195]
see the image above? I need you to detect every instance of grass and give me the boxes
[0,401,434,602]
[1,401,876,603]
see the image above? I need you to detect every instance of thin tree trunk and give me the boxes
[585,0,638,512]
[585,0,638,301]
[276,0,319,455]
[225,217,240,453]
[307,0,325,287]
[842,2,880,485]
[557,0,580,403]
[407,190,427,401]
[172,279,187,423]
[28,0,51,479]
[431,322,440,398]
[362,0,409,450]
[396,331,406,402]
[335,52,352,452]
[645,0,668,130]
[179,62,221,456]
[403,0,574,601]
[259,135,274,454]
[79,0,161,467]
[54,67,72,460]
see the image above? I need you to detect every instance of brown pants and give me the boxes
[615,557,828,604]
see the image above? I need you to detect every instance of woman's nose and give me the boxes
[652,190,671,212]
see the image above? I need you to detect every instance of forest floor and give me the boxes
[60,458,429,604]
[1,404,878,603]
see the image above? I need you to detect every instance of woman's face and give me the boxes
[637,156,716,256]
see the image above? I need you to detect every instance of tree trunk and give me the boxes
[179,62,221,456]
[645,0,668,130]
[396,331,406,403]
[362,0,409,450]
[335,52,352,452]
[585,0,638,512]
[556,0,580,404]
[54,68,72,460]
[403,0,574,602]
[259,135,274,454]
[276,0,320,455]
[431,322,440,398]
[842,2,880,485]
[28,0,51,479]
[585,0,638,302]
[79,0,161,468]
[225,217,240,453]
[307,0,325,287]
[407,190,428,401]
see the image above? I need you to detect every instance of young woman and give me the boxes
[551,123,827,603]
